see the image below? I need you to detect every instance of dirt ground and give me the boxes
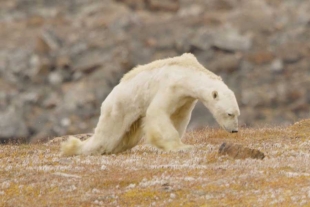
[1,119,310,207]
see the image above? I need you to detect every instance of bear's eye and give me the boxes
[228,113,234,117]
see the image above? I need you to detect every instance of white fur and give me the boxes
[61,53,240,156]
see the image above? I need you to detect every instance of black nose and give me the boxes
[232,130,238,133]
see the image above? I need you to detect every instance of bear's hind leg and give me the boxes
[111,117,143,153]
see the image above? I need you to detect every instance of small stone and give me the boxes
[27,16,44,27]
[60,118,71,127]
[56,56,71,69]
[40,29,62,51]
[277,42,303,64]
[100,165,107,170]
[210,54,241,73]
[30,55,53,83]
[178,4,203,17]
[170,193,176,199]
[0,108,29,140]
[48,71,63,85]
[219,142,265,159]
[42,93,59,109]
[127,183,136,188]
[35,36,51,54]
[94,200,99,204]
[212,27,252,51]
[115,0,145,10]
[192,190,206,196]
[92,188,100,193]
[147,0,180,12]
[247,51,274,65]
[270,59,283,72]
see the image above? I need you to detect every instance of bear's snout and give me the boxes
[231,130,238,133]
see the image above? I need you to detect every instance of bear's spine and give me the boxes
[61,136,82,156]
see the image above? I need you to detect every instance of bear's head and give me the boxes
[207,88,240,133]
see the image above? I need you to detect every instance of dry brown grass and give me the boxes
[1,119,310,207]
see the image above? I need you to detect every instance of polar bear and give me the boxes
[61,53,240,156]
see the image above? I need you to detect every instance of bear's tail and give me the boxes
[61,136,83,156]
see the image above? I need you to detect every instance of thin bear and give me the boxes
[61,53,240,156]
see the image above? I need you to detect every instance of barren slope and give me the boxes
[1,119,310,206]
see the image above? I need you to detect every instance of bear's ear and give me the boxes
[212,91,218,99]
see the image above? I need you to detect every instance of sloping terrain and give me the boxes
[1,119,310,206]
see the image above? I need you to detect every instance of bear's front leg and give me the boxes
[144,103,193,152]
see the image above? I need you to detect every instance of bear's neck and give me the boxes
[184,72,224,104]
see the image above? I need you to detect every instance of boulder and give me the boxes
[0,108,29,142]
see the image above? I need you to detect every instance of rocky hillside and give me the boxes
[0,0,310,142]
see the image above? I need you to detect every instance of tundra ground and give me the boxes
[1,119,310,207]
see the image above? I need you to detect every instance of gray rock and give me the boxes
[147,0,180,12]
[48,71,64,85]
[0,108,29,139]
[177,4,203,17]
[209,54,241,73]
[190,29,213,51]
[1,0,310,142]
[211,27,252,51]
[29,54,52,83]
[270,59,283,72]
